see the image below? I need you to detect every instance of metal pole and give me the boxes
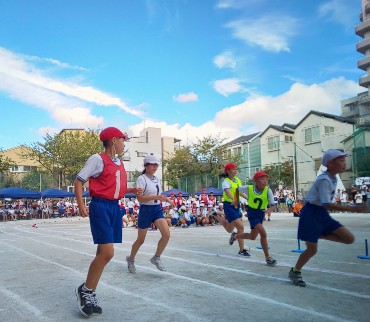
[292,155,297,200]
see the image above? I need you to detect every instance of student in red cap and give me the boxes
[213,163,250,257]
[229,171,277,266]
[74,127,142,317]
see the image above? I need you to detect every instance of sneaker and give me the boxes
[229,231,237,245]
[91,292,103,316]
[75,283,93,317]
[150,256,166,271]
[126,256,136,274]
[266,257,277,267]
[288,267,306,287]
[238,249,250,257]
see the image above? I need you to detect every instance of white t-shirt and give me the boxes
[136,174,162,206]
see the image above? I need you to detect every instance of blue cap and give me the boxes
[322,149,347,167]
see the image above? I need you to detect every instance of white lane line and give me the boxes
[11,226,370,280]
[0,238,354,322]
[0,287,50,321]
[0,241,209,322]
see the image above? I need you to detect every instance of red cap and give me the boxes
[253,171,268,180]
[170,192,175,195]
[225,163,237,172]
[99,127,128,142]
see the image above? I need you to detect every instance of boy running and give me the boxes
[289,149,369,287]
[74,127,141,316]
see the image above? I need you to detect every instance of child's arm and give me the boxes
[74,179,88,217]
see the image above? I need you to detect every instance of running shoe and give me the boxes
[75,283,93,317]
[91,292,102,316]
[229,231,236,245]
[126,256,136,274]
[150,256,166,271]
[288,267,306,287]
[237,249,251,257]
[266,257,277,267]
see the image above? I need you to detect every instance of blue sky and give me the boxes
[0,0,363,150]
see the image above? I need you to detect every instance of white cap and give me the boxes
[144,154,159,165]
[322,149,347,167]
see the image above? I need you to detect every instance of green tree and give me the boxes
[23,130,103,188]
[262,160,293,190]
[162,147,197,188]
[163,135,242,188]
[0,149,15,174]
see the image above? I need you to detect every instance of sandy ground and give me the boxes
[0,212,369,322]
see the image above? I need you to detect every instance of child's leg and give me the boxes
[320,226,354,244]
[232,218,245,251]
[214,213,234,233]
[85,243,114,291]
[129,228,148,259]
[154,218,170,256]
[294,242,317,270]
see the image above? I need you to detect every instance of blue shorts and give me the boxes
[298,202,342,243]
[223,201,241,223]
[137,204,164,229]
[247,208,264,229]
[89,197,122,244]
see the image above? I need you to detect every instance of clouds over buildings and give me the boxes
[0,47,144,130]
[131,77,361,144]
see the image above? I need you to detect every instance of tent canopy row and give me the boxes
[0,186,224,199]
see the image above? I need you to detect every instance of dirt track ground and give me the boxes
[0,212,369,322]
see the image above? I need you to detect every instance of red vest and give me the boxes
[200,194,208,204]
[89,153,127,200]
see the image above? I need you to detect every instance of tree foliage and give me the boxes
[163,135,242,188]
[0,149,16,174]
[262,160,293,190]
[23,130,103,188]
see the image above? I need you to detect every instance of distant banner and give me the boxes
[355,176,370,186]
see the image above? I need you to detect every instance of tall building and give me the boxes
[343,0,370,126]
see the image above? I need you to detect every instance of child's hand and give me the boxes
[135,188,143,196]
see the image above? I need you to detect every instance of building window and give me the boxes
[126,171,134,182]
[284,135,292,142]
[268,136,280,151]
[122,152,130,161]
[137,152,148,157]
[146,131,149,143]
[305,126,320,144]
[10,166,20,172]
[255,167,260,172]
[324,126,334,135]
[232,147,242,155]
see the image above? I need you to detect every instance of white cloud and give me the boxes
[129,77,362,145]
[225,15,298,53]
[318,0,357,30]
[0,47,144,129]
[38,127,59,137]
[212,78,243,96]
[26,55,88,71]
[173,92,199,103]
[214,51,237,69]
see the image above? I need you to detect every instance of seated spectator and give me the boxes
[196,203,208,226]
[163,206,172,227]
[169,207,179,226]
[207,204,216,226]
[292,200,303,217]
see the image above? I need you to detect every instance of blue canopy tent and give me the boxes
[82,191,137,199]
[195,187,223,196]
[0,187,41,199]
[41,189,75,198]
[162,188,190,197]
